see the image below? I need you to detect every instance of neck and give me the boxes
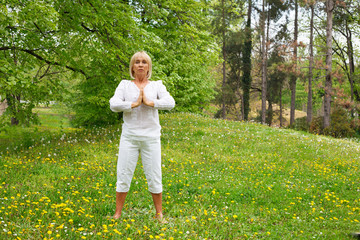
[134,75,148,83]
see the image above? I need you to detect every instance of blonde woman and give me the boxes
[109,51,175,221]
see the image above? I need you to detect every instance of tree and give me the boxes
[260,0,267,124]
[307,1,315,124]
[211,0,243,119]
[1,0,219,126]
[289,0,299,126]
[332,0,360,117]
[267,49,287,126]
[133,0,220,113]
[258,0,288,124]
[242,0,252,121]
[324,0,335,128]
[225,31,245,120]
[0,0,74,125]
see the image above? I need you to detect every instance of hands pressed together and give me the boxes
[131,88,154,108]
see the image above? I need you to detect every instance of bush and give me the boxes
[325,107,355,138]
[350,118,360,136]
[309,116,323,135]
[293,116,309,131]
[310,106,355,138]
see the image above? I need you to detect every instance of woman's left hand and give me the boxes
[142,89,154,107]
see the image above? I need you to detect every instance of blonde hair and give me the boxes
[129,51,152,79]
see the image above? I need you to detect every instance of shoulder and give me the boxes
[117,80,131,88]
[152,80,166,88]
[151,80,163,84]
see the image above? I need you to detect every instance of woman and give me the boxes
[109,51,175,221]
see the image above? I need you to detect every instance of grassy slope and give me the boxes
[1,112,360,239]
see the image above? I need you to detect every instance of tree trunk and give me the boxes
[307,4,314,124]
[324,0,334,128]
[221,0,227,119]
[261,0,267,124]
[267,100,273,126]
[280,86,283,127]
[7,95,20,126]
[290,0,298,126]
[10,44,20,125]
[242,0,252,121]
[241,94,245,120]
[346,21,355,117]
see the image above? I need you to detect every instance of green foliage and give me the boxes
[267,50,287,104]
[323,106,355,138]
[0,59,55,126]
[310,106,355,138]
[293,116,309,131]
[225,31,245,104]
[139,0,220,113]
[242,8,252,121]
[1,0,220,127]
[309,115,323,135]
[282,83,308,110]
[351,119,360,136]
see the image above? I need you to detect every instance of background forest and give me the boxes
[1,0,360,138]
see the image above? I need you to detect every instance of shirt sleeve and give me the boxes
[109,81,132,112]
[153,80,175,110]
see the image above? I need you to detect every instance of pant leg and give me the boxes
[140,137,162,194]
[116,135,140,192]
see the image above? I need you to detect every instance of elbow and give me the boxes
[109,100,117,112]
[169,100,176,110]
[110,106,118,112]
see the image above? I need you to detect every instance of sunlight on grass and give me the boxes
[1,112,360,239]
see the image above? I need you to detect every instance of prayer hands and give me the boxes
[131,89,154,108]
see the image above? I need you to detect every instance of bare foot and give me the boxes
[113,212,121,219]
[155,213,168,223]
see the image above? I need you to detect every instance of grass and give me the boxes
[1,109,360,239]
[32,105,72,130]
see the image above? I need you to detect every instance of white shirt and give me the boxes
[109,80,175,138]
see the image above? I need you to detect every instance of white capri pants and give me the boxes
[116,135,162,194]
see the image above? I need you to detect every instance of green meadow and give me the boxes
[1,110,360,239]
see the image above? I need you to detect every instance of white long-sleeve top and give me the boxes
[109,80,175,138]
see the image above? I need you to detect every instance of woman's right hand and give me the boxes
[131,89,143,108]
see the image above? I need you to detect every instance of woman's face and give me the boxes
[133,56,149,78]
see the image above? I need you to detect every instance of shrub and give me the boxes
[350,118,360,135]
[310,107,355,138]
[325,106,355,138]
[309,116,323,135]
[293,116,309,131]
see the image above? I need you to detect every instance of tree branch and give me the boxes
[1,46,87,77]
[332,35,348,71]
[0,47,13,51]
[81,22,97,32]
[39,64,51,80]
[33,22,46,38]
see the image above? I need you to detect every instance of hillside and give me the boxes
[1,112,360,239]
